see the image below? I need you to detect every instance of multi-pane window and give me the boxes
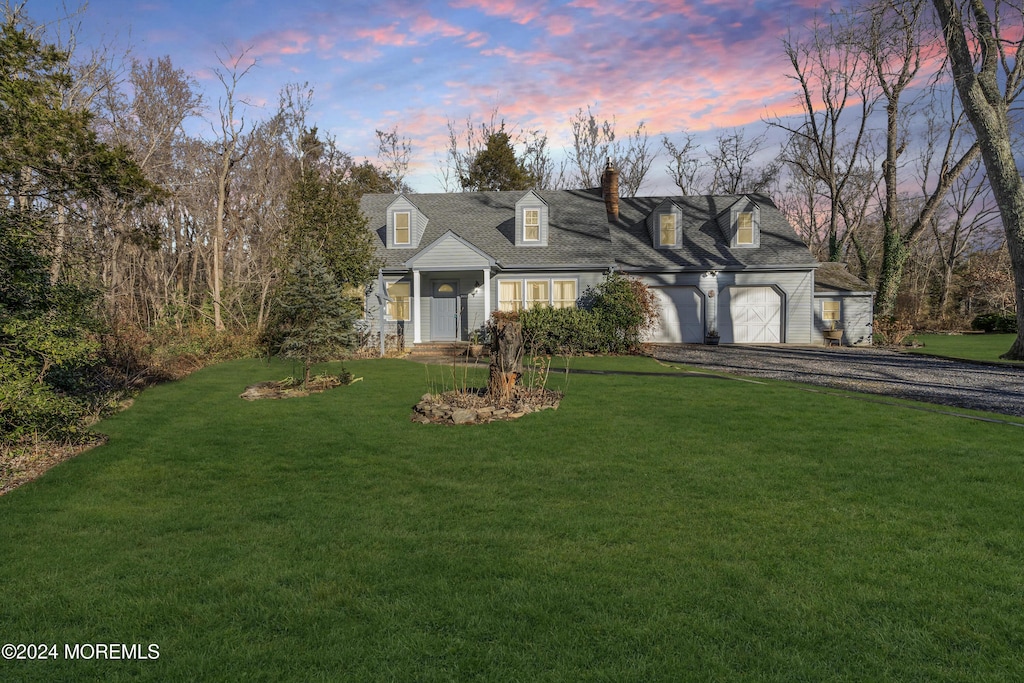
[524,209,540,241]
[499,281,523,312]
[386,282,410,320]
[737,212,754,245]
[394,211,411,245]
[822,300,840,322]
[526,280,549,309]
[500,278,578,310]
[552,280,577,309]
[660,214,677,246]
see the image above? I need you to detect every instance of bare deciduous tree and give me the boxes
[210,48,255,331]
[771,18,879,262]
[932,0,1024,358]
[568,106,653,196]
[375,126,412,193]
[662,132,702,195]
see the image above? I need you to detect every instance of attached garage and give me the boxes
[725,286,782,343]
[648,286,704,343]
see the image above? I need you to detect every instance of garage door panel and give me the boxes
[728,286,781,343]
[648,286,703,343]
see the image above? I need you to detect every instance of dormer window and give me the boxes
[515,190,548,246]
[394,211,411,245]
[660,214,678,246]
[723,201,760,248]
[524,209,540,241]
[737,212,754,245]
[385,195,426,249]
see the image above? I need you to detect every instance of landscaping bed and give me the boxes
[411,386,562,424]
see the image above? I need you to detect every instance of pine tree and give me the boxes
[460,131,535,191]
[273,250,360,387]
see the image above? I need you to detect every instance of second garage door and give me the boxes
[648,286,704,343]
[728,286,781,343]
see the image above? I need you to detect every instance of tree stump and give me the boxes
[487,316,524,405]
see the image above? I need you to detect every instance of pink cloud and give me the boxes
[355,24,412,47]
[248,29,314,61]
[463,31,489,48]
[545,14,574,36]
[451,0,544,25]
[411,14,465,39]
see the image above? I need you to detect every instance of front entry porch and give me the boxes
[408,268,492,345]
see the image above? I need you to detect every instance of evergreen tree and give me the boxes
[283,129,378,288]
[460,130,535,191]
[272,250,360,387]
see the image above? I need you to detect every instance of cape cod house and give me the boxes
[360,163,871,348]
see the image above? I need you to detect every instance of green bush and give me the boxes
[517,273,660,355]
[580,272,659,353]
[971,313,1018,334]
[519,306,607,355]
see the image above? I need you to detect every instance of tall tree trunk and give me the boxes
[487,317,523,404]
[213,167,228,332]
[933,0,1024,359]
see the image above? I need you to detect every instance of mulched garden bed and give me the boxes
[1,435,109,496]
[240,373,358,400]
[412,386,563,425]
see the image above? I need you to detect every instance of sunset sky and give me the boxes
[28,0,842,193]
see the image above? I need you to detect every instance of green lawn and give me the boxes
[2,357,1023,681]
[907,333,1022,364]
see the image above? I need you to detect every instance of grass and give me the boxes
[907,333,1023,364]
[2,356,1023,680]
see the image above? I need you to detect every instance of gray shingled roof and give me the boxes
[360,189,818,271]
[814,262,874,292]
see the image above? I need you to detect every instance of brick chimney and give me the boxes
[600,158,619,219]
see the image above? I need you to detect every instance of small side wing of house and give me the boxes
[813,262,875,346]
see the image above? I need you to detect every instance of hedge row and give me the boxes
[971,313,1018,334]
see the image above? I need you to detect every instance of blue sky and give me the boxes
[27,0,839,192]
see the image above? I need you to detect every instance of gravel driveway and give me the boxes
[649,344,1024,418]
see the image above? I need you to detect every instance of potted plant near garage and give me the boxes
[823,320,843,345]
[704,328,720,345]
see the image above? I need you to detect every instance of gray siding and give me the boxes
[408,234,491,271]
[813,292,874,346]
[718,270,814,344]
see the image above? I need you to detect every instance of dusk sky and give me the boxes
[27,0,843,193]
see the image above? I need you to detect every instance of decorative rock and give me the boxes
[410,387,562,425]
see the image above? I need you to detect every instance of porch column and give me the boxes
[482,268,491,322]
[413,269,422,343]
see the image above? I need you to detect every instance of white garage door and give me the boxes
[729,286,781,343]
[648,286,704,343]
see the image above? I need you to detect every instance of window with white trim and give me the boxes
[394,211,411,245]
[660,214,677,246]
[526,280,549,309]
[552,280,577,309]
[386,282,410,320]
[524,209,540,241]
[737,212,754,245]
[499,281,523,312]
[499,278,578,310]
[822,300,840,322]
